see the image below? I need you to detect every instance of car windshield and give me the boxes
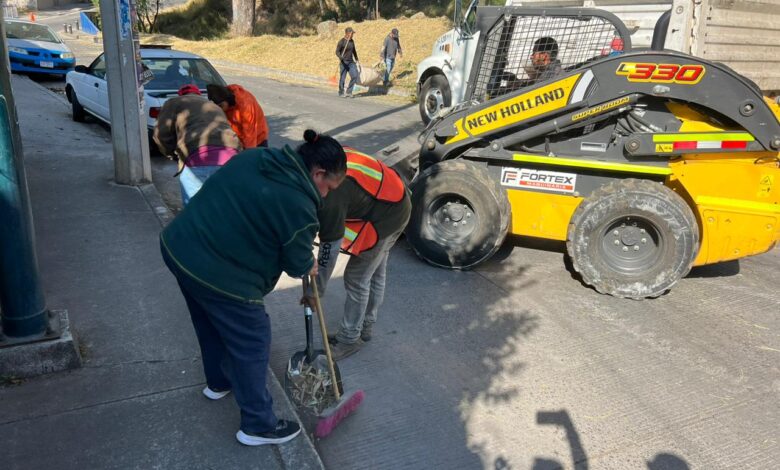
[142,57,225,91]
[4,21,61,43]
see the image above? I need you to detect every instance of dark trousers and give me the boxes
[162,246,278,434]
[339,61,358,95]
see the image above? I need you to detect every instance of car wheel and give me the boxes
[406,159,511,269]
[419,75,451,125]
[566,178,699,299]
[68,87,86,122]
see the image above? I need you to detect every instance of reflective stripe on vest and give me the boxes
[342,220,379,256]
[344,147,405,203]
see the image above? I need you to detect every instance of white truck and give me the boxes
[416,0,780,124]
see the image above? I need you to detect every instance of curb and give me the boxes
[23,77,325,470]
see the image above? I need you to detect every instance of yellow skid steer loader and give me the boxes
[405,6,780,299]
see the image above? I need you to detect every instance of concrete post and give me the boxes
[98,0,152,185]
[0,12,48,339]
[0,10,81,378]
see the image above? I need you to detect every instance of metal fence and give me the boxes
[471,12,630,101]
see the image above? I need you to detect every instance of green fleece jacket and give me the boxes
[161,146,321,303]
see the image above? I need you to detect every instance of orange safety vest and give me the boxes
[341,147,405,255]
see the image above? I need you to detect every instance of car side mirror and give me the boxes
[75,65,88,73]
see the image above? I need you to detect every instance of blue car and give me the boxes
[4,19,75,77]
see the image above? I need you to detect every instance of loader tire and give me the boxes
[406,159,510,269]
[566,178,699,299]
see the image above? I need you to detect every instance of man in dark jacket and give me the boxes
[335,27,359,98]
[380,28,403,87]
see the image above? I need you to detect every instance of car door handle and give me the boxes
[94,82,99,88]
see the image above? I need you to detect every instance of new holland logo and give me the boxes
[446,74,581,145]
[501,168,577,193]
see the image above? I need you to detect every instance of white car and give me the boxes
[65,46,226,133]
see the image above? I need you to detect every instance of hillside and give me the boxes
[150,15,451,93]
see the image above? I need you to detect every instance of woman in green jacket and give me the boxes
[160,130,346,446]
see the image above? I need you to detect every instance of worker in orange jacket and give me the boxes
[207,84,270,148]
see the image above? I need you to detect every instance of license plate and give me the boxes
[40,61,54,68]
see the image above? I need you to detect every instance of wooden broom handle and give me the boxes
[310,275,341,401]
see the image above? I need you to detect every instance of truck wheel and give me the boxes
[419,75,451,125]
[406,159,510,269]
[68,87,86,123]
[566,179,699,299]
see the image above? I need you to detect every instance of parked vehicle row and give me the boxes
[65,45,226,138]
[4,19,75,77]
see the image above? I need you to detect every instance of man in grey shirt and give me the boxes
[380,28,403,87]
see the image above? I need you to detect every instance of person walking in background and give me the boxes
[161,130,347,446]
[336,27,359,98]
[207,84,270,149]
[154,84,242,206]
[380,28,403,87]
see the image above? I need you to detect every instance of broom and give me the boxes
[309,275,365,438]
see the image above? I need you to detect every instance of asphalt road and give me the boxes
[26,6,780,469]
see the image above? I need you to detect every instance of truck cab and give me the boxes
[417,0,481,124]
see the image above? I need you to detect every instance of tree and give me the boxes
[135,0,163,34]
[231,0,256,37]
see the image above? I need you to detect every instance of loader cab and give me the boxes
[470,9,632,103]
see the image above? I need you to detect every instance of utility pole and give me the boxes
[99,0,151,185]
[0,13,48,340]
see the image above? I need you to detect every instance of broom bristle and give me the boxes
[314,390,365,438]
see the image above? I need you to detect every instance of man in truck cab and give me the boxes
[487,36,563,98]
[524,36,562,84]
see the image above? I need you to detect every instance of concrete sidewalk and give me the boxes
[0,75,323,470]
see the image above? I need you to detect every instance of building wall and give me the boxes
[701,0,780,91]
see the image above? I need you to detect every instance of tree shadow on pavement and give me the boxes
[264,239,541,468]
[324,102,417,144]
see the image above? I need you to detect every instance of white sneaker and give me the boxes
[202,386,231,400]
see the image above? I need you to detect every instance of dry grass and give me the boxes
[144,17,451,93]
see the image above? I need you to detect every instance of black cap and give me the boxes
[391,28,399,35]
[533,37,559,60]
[345,27,354,34]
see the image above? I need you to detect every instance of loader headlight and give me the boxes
[9,47,29,55]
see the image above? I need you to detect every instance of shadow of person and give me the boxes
[534,410,589,470]
[647,453,691,470]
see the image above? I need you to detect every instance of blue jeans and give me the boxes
[383,57,395,84]
[179,165,220,205]
[162,245,278,434]
[339,61,358,95]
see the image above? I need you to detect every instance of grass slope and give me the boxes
[150,3,450,93]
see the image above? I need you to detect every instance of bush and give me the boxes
[156,0,230,40]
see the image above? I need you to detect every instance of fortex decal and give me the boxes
[501,168,577,193]
[447,74,581,144]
